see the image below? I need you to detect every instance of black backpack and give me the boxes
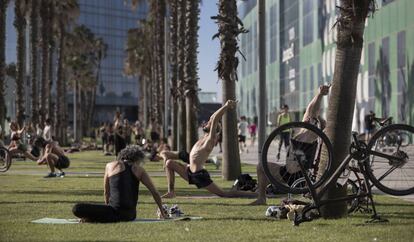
[233,174,257,191]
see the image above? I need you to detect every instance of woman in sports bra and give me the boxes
[72,145,167,222]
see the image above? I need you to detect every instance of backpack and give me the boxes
[233,174,257,191]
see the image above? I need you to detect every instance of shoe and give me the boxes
[57,172,65,177]
[44,172,57,178]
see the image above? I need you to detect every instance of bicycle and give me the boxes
[0,134,36,173]
[0,145,11,172]
[261,121,414,225]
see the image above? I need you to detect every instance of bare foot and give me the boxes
[249,198,267,206]
[161,192,176,199]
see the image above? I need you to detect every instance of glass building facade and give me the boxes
[4,0,147,123]
[75,0,147,122]
[237,0,414,131]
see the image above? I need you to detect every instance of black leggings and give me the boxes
[278,132,290,151]
[72,203,136,223]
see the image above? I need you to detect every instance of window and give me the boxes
[368,42,375,76]
[302,0,314,46]
[397,31,406,68]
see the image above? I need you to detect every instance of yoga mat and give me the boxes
[31,216,203,224]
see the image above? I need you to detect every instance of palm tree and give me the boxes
[176,0,186,151]
[46,2,55,120]
[0,0,10,130]
[39,0,49,125]
[168,0,178,150]
[29,0,39,126]
[318,0,376,218]
[212,0,247,180]
[14,0,30,127]
[53,0,79,143]
[183,0,200,151]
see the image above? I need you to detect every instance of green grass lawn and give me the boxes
[0,151,413,241]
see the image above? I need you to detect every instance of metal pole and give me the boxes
[257,0,267,162]
[164,16,169,137]
[73,80,77,141]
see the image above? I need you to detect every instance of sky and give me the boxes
[197,1,222,102]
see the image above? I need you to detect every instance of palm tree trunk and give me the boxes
[14,0,27,127]
[318,0,375,218]
[184,0,200,151]
[56,24,65,143]
[169,0,178,150]
[40,0,49,125]
[46,4,54,120]
[30,0,39,126]
[215,0,242,180]
[177,0,186,150]
[0,0,9,130]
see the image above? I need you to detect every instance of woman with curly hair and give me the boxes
[72,145,167,222]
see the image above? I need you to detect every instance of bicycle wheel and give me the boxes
[261,122,333,194]
[0,147,11,172]
[366,124,414,196]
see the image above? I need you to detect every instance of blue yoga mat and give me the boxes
[31,217,203,224]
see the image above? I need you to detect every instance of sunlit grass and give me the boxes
[0,151,413,241]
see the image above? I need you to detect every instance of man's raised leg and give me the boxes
[204,182,257,198]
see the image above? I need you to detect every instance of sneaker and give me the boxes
[44,172,57,178]
[57,172,65,177]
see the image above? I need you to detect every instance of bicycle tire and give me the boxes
[366,124,414,196]
[261,122,333,194]
[0,147,11,172]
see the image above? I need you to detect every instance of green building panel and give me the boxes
[237,0,414,133]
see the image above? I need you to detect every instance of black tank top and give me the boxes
[109,163,139,211]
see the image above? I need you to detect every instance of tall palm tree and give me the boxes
[318,0,376,218]
[53,0,79,143]
[14,0,30,127]
[168,0,178,150]
[0,0,10,130]
[212,0,246,180]
[176,0,186,151]
[29,0,39,126]
[39,0,49,125]
[183,0,200,151]
[46,2,55,120]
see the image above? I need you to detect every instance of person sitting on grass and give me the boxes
[8,121,38,161]
[161,100,256,199]
[72,145,168,223]
[250,85,330,205]
[33,137,70,178]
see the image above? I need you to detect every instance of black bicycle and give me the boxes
[0,146,11,172]
[261,122,414,225]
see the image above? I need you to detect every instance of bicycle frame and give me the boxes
[294,134,394,225]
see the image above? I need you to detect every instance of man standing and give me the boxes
[276,104,292,159]
[43,118,53,141]
[161,100,256,199]
[238,116,248,153]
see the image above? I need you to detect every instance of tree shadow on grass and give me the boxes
[0,200,97,205]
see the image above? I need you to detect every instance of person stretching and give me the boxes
[162,100,256,199]
[72,145,167,222]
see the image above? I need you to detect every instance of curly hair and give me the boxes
[117,145,145,165]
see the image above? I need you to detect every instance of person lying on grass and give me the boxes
[72,145,168,223]
[33,137,70,178]
[162,100,256,199]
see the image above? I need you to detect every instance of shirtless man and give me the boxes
[33,137,70,178]
[162,100,256,198]
[251,84,330,205]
